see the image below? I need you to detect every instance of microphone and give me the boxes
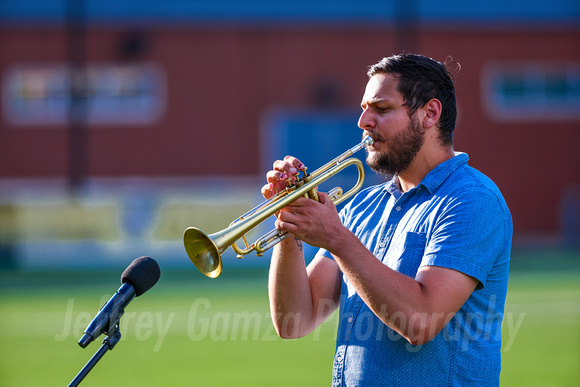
[78,256,161,348]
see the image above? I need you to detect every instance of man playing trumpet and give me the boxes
[262,54,512,386]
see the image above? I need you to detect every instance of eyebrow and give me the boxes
[361,97,394,108]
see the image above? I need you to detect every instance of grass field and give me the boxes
[0,249,579,386]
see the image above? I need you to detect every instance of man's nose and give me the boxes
[358,108,375,130]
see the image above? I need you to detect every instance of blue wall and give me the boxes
[1,0,578,26]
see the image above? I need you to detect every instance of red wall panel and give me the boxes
[0,27,578,235]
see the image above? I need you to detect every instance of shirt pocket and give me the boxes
[383,231,427,278]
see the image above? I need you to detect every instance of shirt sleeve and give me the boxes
[421,185,511,289]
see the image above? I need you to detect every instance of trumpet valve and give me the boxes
[302,174,320,202]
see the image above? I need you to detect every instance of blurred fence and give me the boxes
[0,177,275,271]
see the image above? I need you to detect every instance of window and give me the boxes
[482,62,580,121]
[2,63,166,126]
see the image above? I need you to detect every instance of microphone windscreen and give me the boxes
[121,256,161,296]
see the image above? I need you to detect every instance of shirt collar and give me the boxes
[384,152,469,195]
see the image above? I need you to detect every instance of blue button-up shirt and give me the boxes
[319,153,512,386]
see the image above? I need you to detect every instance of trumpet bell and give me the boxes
[184,227,222,278]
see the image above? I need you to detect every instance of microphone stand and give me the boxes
[68,325,122,387]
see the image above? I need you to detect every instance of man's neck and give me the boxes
[397,146,455,193]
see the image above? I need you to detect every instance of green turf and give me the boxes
[0,255,579,386]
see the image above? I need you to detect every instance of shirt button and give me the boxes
[395,205,402,211]
[347,317,353,323]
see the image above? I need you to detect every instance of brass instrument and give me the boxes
[183,136,374,278]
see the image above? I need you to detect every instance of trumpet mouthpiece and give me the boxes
[362,136,374,146]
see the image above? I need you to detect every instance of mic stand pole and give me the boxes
[68,325,122,387]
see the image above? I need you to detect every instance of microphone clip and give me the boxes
[68,325,122,386]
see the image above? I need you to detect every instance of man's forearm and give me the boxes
[328,228,477,345]
[268,236,316,339]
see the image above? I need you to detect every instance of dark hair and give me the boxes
[367,54,459,146]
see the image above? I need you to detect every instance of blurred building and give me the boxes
[0,1,579,268]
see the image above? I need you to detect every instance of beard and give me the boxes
[365,116,425,177]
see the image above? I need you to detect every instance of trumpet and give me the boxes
[183,136,374,278]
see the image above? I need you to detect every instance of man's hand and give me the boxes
[261,156,306,199]
[274,191,346,252]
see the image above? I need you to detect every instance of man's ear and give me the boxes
[422,98,442,129]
